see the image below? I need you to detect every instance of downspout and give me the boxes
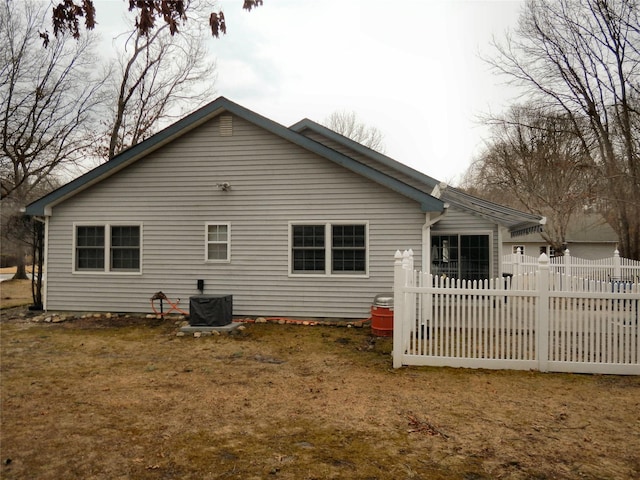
[422,204,449,273]
[422,182,450,273]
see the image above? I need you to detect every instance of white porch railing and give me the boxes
[393,250,640,375]
[503,248,640,283]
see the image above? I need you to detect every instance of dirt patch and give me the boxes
[1,308,639,480]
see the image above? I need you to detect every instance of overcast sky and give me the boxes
[94,0,526,184]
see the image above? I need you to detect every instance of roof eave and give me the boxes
[290,118,440,190]
[509,217,547,237]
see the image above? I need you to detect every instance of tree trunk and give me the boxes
[12,245,29,280]
[31,220,44,310]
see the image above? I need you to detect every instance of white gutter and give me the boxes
[420,182,450,271]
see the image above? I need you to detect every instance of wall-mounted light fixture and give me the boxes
[216,182,231,191]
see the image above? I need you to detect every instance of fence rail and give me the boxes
[502,248,640,283]
[393,250,640,375]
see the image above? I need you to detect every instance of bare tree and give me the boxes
[462,105,597,253]
[1,0,105,280]
[101,5,216,159]
[323,110,386,153]
[487,0,640,259]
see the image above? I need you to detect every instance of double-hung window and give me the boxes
[331,224,366,273]
[206,223,230,262]
[74,224,141,273]
[291,222,367,276]
[76,226,105,270]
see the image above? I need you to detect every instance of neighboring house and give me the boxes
[503,213,617,260]
[26,97,544,318]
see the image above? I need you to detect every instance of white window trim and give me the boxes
[288,221,369,278]
[205,222,231,263]
[72,223,143,275]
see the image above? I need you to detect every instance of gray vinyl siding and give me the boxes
[45,115,425,317]
[562,243,617,260]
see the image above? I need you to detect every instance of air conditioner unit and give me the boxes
[189,294,232,326]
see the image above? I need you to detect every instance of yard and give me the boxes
[1,304,639,479]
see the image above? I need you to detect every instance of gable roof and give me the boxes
[290,118,545,237]
[26,97,444,216]
[290,118,441,190]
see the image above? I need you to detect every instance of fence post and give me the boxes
[514,247,522,277]
[537,253,550,372]
[564,248,571,277]
[405,249,414,285]
[613,248,621,280]
[393,250,406,368]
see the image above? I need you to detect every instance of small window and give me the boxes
[75,224,141,273]
[513,245,525,255]
[540,245,556,256]
[206,223,230,261]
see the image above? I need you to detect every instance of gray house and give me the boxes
[26,97,544,318]
[503,212,617,260]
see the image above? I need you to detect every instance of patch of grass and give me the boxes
[0,279,32,309]
[1,313,639,480]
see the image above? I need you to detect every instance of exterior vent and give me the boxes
[220,115,233,136]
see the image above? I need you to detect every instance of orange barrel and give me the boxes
[371,293,394,337]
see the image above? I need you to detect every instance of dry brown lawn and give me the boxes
[0,278,32,309]
[0,266,36,309]
[1,306,639,480]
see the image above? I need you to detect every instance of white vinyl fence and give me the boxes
[503,248,640,282]
[393,250,640,375]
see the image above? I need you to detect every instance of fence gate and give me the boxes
[392,250,640,375]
